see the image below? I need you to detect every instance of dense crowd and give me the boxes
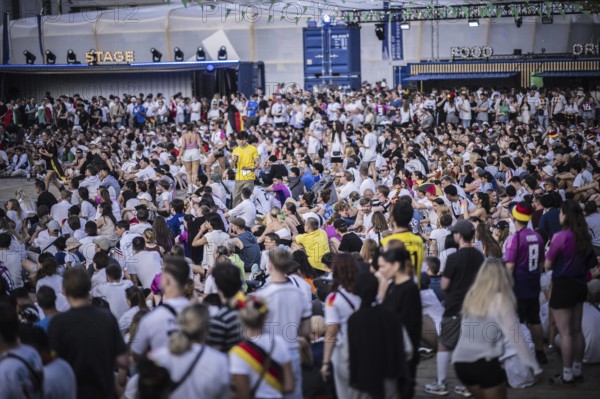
[0,81,599,399]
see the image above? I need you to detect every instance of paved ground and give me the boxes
[415,351,599,398]
[3,176,599,398]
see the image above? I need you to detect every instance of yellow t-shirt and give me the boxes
[295,229,330,271]
[232,145,259,181]
[380,231,424,285]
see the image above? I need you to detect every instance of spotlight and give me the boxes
[174,47,184,62]
[515,17,523,28]
[322,14,333,26]
[206,64,215,72]
[150,47,162,63]
[23,50,36,64]
[196,47,206,61]
[217,46,227,61]
[468,19,479,27]
[375,23,385,41]
[542,15,553,24]
[541,47,546,54]
[66,49,80,64]
[44,50,56,65]
[88,49,98,66]
[400,22,410,30]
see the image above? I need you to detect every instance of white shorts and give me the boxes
[182,149,201,162]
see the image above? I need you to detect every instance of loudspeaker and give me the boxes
[513,49,522,55]
[309,175,338,205]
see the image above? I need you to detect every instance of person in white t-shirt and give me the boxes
[192,214,230,269]
[230,295,294,399]
[361,129,378,181]
[126,237,162,290]
[256,248,311,399]
[0,308,45,399]
[92,264,133,320]
[132,257,191,357]
[34,252,69,312]
[149,303,230,399]
[321,253,361,399]
[336,171,359,199]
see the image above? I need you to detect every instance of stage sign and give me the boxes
[390,21,404,61]
[85,50,135,64]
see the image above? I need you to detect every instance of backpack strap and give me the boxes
[160,303,177,317]
[169,344,206,393]
[335,289,356,311]
[2,353,43,392]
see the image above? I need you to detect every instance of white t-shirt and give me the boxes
[339,182,359,199]
[0,249,24,288]
[92,279,134,320]
[228,199,256,228]
[420,289,444,335]
[324,287,361,342]
[36,274,69,311]
[0,345,44,399]
[363,132,378,162]
[126,250,162,289]
[229,335,291,398]
[429,228,450,257]
[132,296,191,355]
[119,305,140,333]
[43,357,77,399]
[257,279,312,349]
[152,344,230,399]
[201,230,230,269]
[359,178,376,196]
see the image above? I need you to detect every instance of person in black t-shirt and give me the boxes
[335,219,363,253]
[48,268,127,399]
[425,220,484,397]
[34,180,58,210]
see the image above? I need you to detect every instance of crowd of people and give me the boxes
[0,81,599,399]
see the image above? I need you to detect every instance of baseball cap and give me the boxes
[137,192,152,201]
[47,220,61,233]
[66,237,81,251]
[449,220,475,237]
[493,220,509,230]
[93,236,113,251]
[333,219,348,229]
[542,165,555,177]
[230,217,246,229]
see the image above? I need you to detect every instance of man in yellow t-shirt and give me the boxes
[381,199,424,286]
[295,218,330,273]
[231,131,259,207]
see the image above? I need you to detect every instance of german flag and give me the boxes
[230,341,283,392]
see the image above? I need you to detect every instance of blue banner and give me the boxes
[37,14,44,62]
[382,2,389,60]
[2,12,9,64]
[390,20,404,60]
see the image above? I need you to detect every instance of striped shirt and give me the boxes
[207,306,243,352]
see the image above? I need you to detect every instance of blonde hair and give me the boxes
[169,303,210,355]
[461,258,516,318]
[360,238,378,264]
[239,295,269,329]
[143,228,157,244]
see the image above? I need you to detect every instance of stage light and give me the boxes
[542,15,553,24]
[66,49,80,64]
[174,47,184,62]
[206,64,215,72]
[515,17,523,28]
[23,50,36,64]
[468,19,479,27]
[88,49,98,66]
[375,24,385,41]
[196,47,206,61]
[45,50,56,65]
[400,22,410,30]
[322,14,332,26]
[217,46,227,61]
[150,48,162,63]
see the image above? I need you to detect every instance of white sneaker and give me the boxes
[453,385,472,397]
[424,381,449,396]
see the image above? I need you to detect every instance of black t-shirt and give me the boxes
[383,279,422,351]
[48,305,127,399]
[37,190,58,209]
[442,247,485,317]
[339,232,364,253]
